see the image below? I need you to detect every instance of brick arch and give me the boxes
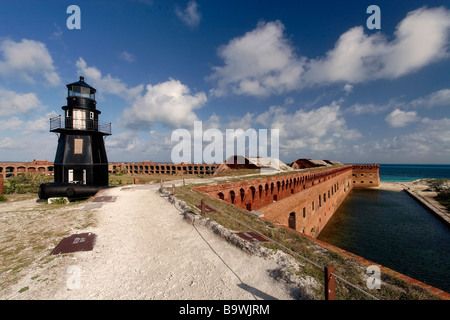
[250,186,256,201]
[239,188,245,203]
[229,190,236,204]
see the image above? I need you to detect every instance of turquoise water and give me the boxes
[318,164,450,294]
[379,164,450,182]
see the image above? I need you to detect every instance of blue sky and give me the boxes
[0,0,449,164]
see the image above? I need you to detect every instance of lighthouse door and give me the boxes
[68,169,86,184]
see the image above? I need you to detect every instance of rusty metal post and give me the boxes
[324,265,336,300]
[201,199,206,215]
[172,184,175,195]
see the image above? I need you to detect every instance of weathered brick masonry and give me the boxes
[194,164,380,238]
[352,164,380,188]
[0,160,54,178]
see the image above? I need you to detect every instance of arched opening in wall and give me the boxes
[265,183,269,197]
[291,188,294,195]
[240,188,245,203]
[250,186,256,201]
[277,181,280,193]
[273,194,277,202]
[271,182,274,194]
[281,180,285,191]
[246,203,252,211]
[230,190,235,204]
[288,212,296,230]
[258,185,263,198]
[218,192,224,200]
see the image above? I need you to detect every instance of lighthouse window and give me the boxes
[89,112,94,120]
[69,86,81,97]
[69,86,94,99]
[81,86,91,98]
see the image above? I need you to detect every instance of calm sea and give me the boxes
[318,164,450,294]
[379,164,450,182]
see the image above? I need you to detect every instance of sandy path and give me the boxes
[9,184,295,300]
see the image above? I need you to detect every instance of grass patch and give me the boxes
[18,286,29,293]
[49,198,68,204]
[3,174,53,194]
[435,190,450,211]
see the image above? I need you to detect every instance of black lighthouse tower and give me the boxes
[39,76,111,199]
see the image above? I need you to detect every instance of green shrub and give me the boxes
[4,174,53,194]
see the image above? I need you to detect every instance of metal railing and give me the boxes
[50,115,111,135]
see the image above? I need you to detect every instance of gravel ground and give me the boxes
[2,184,301,300]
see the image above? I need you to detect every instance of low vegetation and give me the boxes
[431,179,450,211]
[2,174,53,194]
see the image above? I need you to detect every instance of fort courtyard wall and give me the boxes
[0,160,54,178]
[194,164,379,238]
[257,169,353,237]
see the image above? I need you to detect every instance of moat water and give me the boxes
[318,164,450,294]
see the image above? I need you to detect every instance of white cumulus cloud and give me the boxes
[121,78,207,130]
[385,109,420,127]
[209,20,305,97]
[210,7,450,96]
[0,39,60,86]
[0,87,44,116]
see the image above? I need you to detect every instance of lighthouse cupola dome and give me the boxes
[66,76,97,110]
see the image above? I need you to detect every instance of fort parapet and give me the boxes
[194,164,380,238]
[109,161,220,176]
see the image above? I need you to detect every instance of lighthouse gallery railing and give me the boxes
[50,115,111,135]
